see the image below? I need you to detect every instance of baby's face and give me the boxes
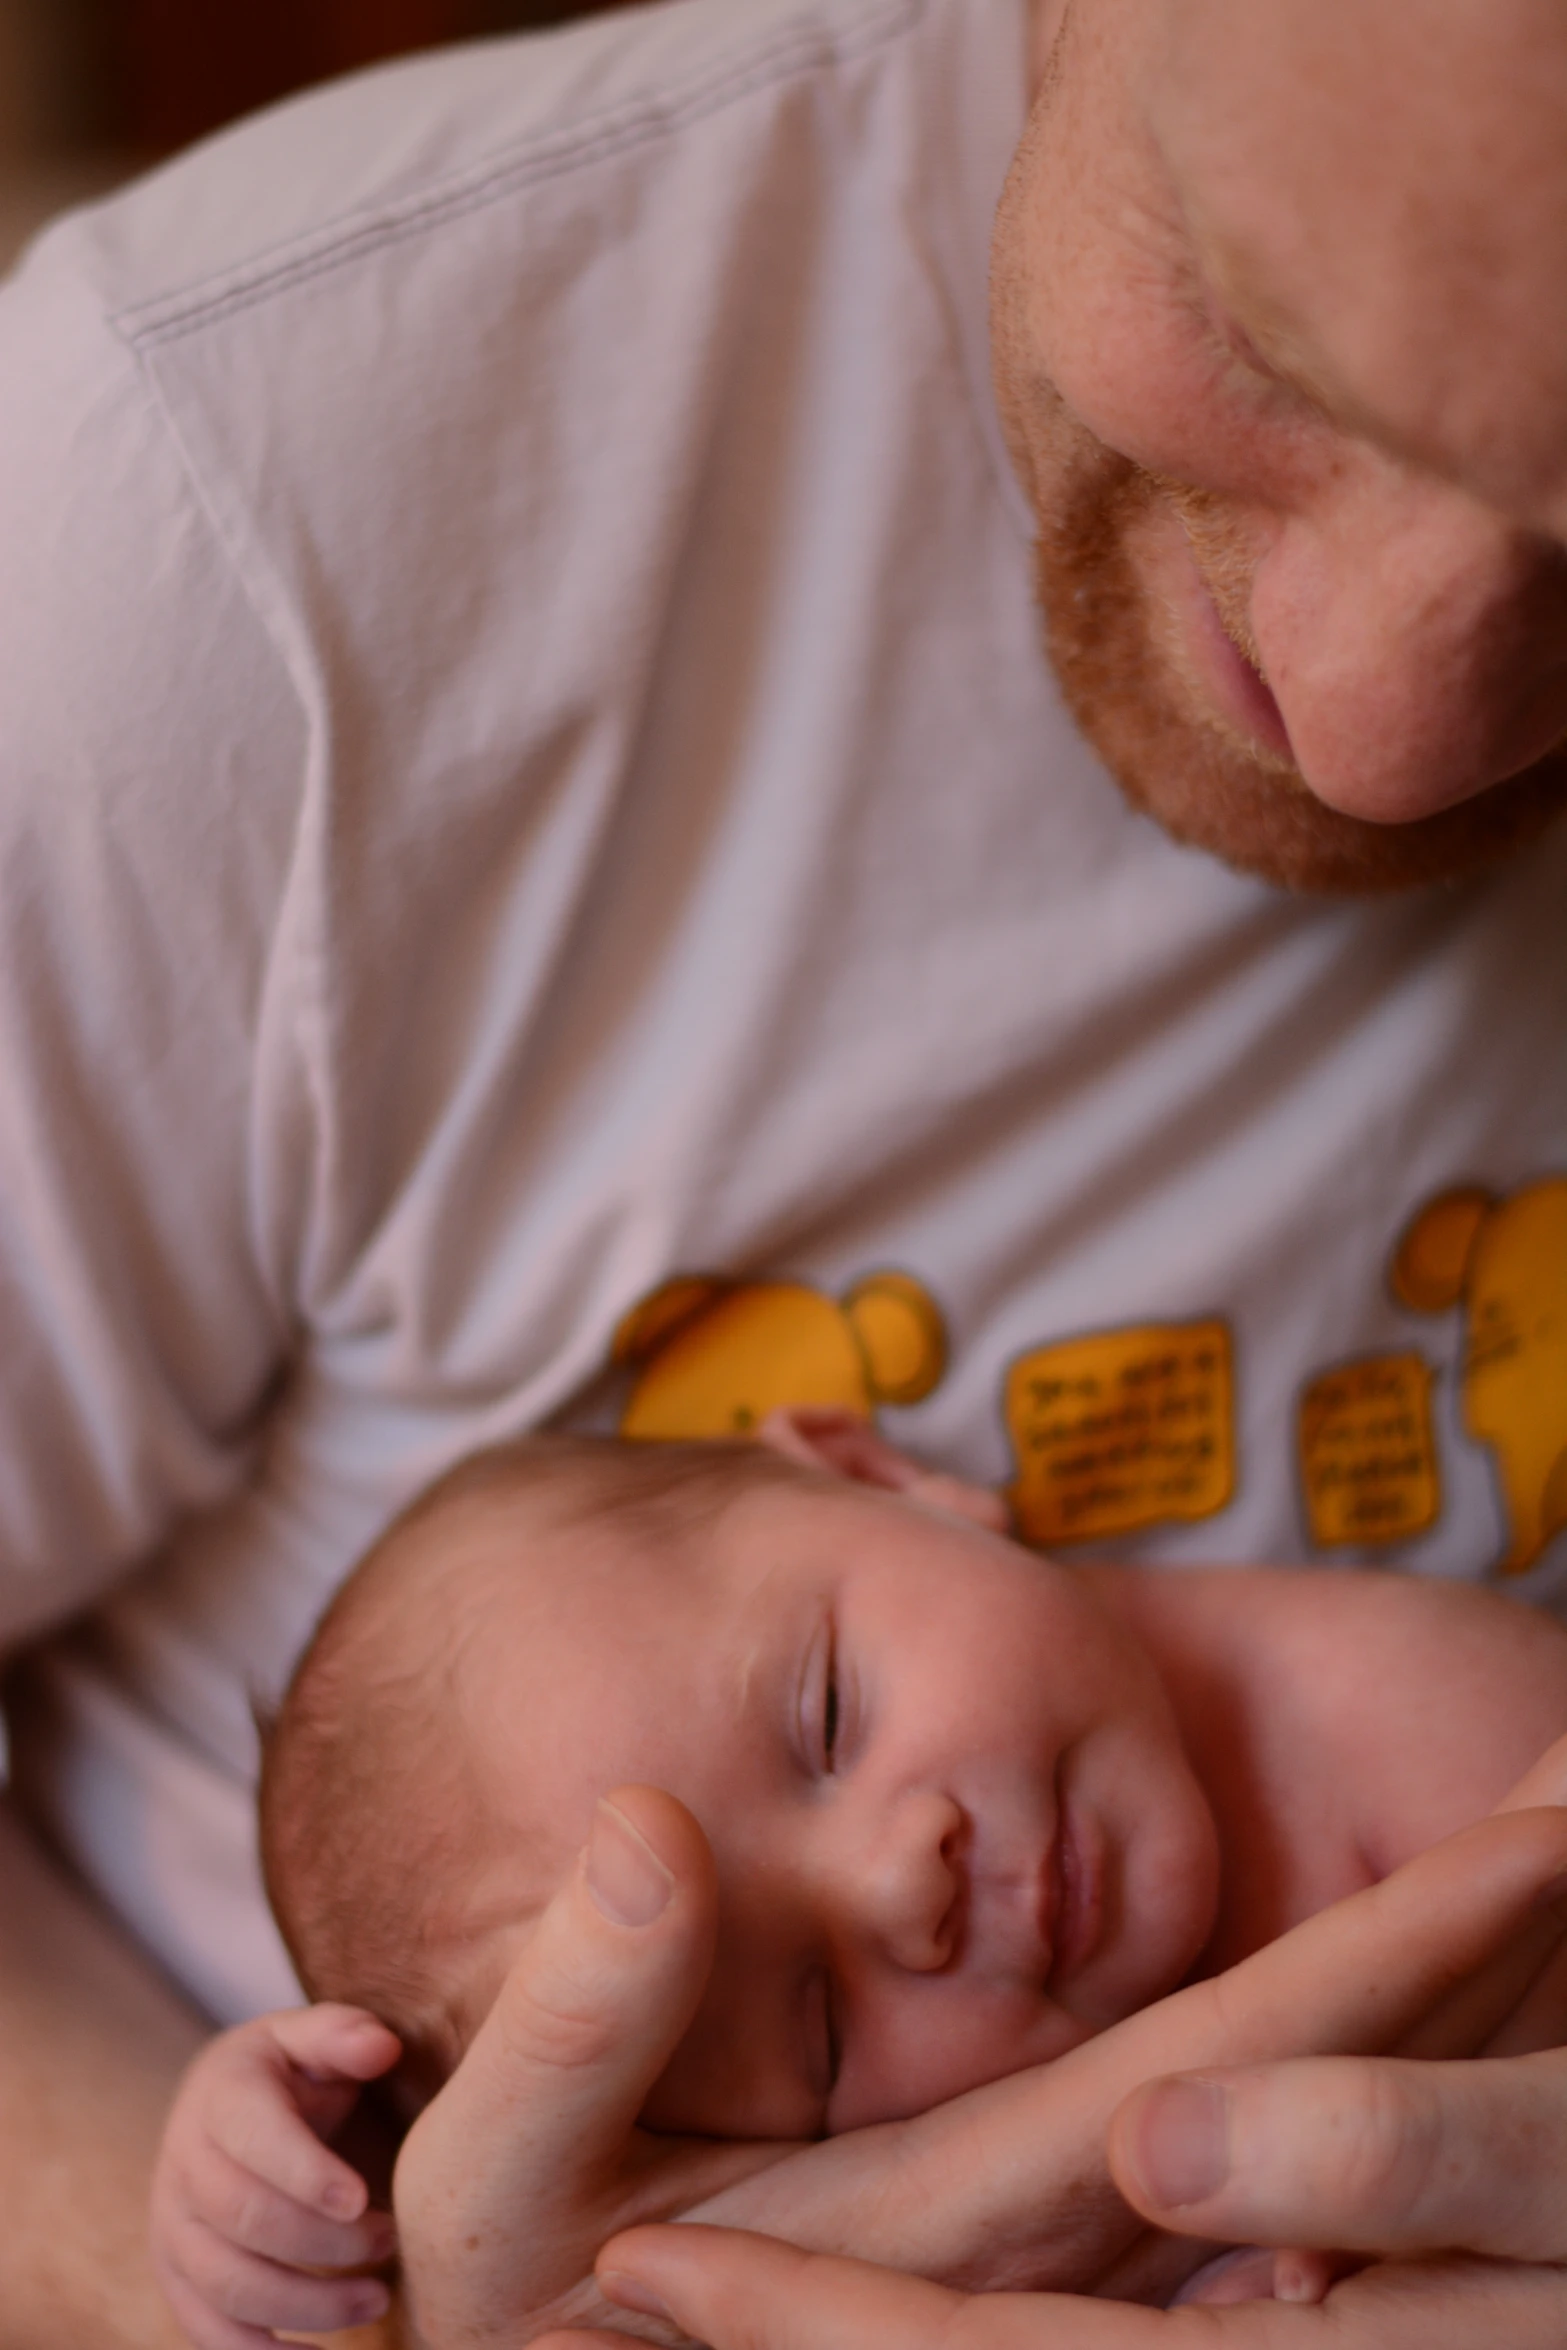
[451,1474,1219,2137]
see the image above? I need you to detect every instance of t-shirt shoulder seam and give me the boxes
[113,0,923,351]
[109,331,311,752]
[107,327,319,1273]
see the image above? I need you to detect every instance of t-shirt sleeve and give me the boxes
[0,226,306,1649]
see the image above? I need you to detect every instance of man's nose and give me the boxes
[816,1789,966,1973]
[1250,458,1567,823]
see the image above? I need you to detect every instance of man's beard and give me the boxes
[1028,410,1567,896]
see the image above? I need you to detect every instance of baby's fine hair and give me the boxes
[259,1431,805,2084]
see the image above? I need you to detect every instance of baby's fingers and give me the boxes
[170,2136,397,2271]
[208,2039,386,2218]
[265,2003,402,2086]
[164,2219,391,2343]
[158,2264,288,2350]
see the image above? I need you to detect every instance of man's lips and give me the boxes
[1174,539,1298,767]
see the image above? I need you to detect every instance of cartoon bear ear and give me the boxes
[844,1271,948,1406]
[612,1275,730,1366]
[1389,1186,1494,1314]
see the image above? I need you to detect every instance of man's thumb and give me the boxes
[488,1786,715,2153]
[1109,2048,1567,2265]
[406,1787,717,2206]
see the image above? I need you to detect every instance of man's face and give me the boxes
[455,1476,1219,2138]
[994,0,1567,891]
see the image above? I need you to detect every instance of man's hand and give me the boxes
[563,1802,1567,2350]
[579,2223,1567,2350]
[1111,2049,1567,2270]
[1099,1731,1567,2275]
[390,1792,1567,2345]
[684,1800,1567,2306]
[391,1788,783,2349]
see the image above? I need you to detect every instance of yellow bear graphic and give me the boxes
[613,1270,947,1439]
[1390,1177,1567,1575]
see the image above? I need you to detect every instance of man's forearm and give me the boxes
[0,1792,209,2348]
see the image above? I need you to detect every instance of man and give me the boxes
[0,0,1563,2344]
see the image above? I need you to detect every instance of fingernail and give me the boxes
[1132,2077,1231,2209]
[351,2283,391,2323]
[600,2270,672,2320]
[586,1800,675,1928]
[347,2015,396,2051]
[1274,2253,1327,2304]
[323,2177,366,2221]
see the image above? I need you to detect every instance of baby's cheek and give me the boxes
[829,1990,1095,2134]
[640,2017,820,2144]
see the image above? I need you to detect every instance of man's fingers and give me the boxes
[1110,2048,1567,2264]
[534,2335,667,2350]
[599,2228,1567,2350]
[1496,1728,1567,1815]
[1480,1934,1567,2058]
[599,2226,1030,2350]
[1153,1810,1567,2068]
[595,2227,1298,2350]
[1396,1780,1567,2060]
[1392,1902,1567,2062]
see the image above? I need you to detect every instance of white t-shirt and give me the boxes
[0,0,1563,2025]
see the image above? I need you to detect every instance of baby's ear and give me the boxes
[756,1404,915,1484]
[755,1408,1009,1534]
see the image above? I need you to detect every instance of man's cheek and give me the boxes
[1021,252,1307,509]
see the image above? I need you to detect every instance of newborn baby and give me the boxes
[150,1412,1567,2346]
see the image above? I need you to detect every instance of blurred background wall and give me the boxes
[0,0,628,269]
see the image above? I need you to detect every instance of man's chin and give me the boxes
[1035,466,1567,897]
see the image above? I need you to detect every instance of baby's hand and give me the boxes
[150,2003,402,2350]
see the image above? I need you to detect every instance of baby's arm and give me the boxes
[150,2003,401,2350]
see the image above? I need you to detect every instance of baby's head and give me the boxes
[260,1421,1219,2137]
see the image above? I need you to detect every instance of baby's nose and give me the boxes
[836,1790,965,1973]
